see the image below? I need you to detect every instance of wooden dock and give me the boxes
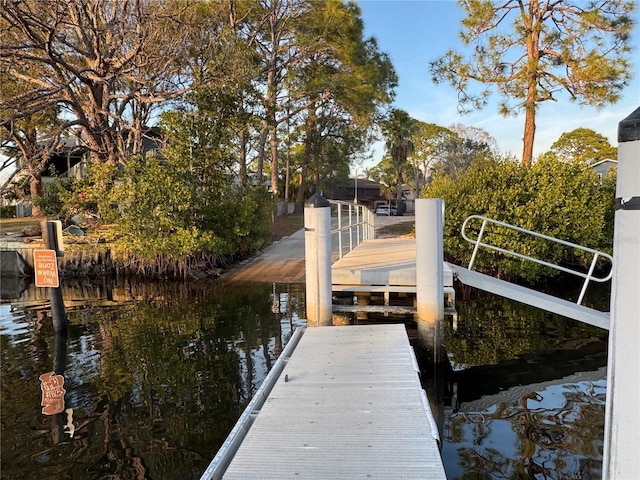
[204,324,446,479]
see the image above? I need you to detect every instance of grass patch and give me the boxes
[282,214,304,230]
[377,221,415,237]
[272,214,304,241]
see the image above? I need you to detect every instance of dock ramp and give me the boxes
[447,263,609,330]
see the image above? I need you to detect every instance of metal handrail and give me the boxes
[461,215,613,305]
[329,200,375,259]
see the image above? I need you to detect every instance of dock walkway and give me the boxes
[331,238,454,315]
[332,237,453,289]
[207,324,446,479]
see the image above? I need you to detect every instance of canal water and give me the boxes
[1,279,608,479]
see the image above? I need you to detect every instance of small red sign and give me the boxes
[39,372,66,415]
[34,250,59,288]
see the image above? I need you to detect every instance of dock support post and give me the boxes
[304,193,332,327]
[415,198,445,362]
[356,293,370,324]
[603,107,640,479]
[42,220,68,335]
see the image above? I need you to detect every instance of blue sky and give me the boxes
[357,0,640,166]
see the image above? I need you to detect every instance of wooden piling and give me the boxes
[41,220,68,334]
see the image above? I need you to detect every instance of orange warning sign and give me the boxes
[34,249,59,288]
[39,372,66,415]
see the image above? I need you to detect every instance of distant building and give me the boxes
[39,136,90,184]
[39,128,163,183]
[323,178,387,211]
[591,159,617,181]
[6,127,163,216]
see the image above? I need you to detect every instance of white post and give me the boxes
[415,198,445,362]
[354,171,358,204]
[304,193,333,327]
[603,107,640,479]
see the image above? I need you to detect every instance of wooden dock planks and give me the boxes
[221,324,446,479]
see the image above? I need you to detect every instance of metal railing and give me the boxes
[461,215,613,305]
[329,200,375,259]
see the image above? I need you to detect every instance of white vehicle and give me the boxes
[375,204,397,216]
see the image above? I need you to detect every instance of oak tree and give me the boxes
[406,122,458,195]
[1,0,231,167]
[547,127,617,164]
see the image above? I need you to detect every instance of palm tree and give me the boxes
[380,109,418,214]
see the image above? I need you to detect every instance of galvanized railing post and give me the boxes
[577,253,600,305]
[461,215,613,304]
[468,218,487,270]
[327,200,374,258]
[336,204,343,259]
[356,205,361,245]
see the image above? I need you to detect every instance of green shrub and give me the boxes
[422,156,614,282]
[108,153,274,270]
[34,179,72,216]
[33,164,119,222]
[0,204,16,218]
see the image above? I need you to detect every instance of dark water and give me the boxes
[1,281,306,480]
[1,279,608,479]
[432,289,608,480]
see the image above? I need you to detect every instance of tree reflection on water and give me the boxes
[439,290,608,479]
[444,379,606,479]
[1,281,305,480]
[1,280,608,479]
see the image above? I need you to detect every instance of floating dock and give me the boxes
[203,324,446,479]
[331,238,455,315]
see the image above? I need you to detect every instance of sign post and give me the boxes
[37,220,68,334]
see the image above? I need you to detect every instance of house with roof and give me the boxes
[591,158,617,181]
[3,128,163,216]
[323,178,388,211]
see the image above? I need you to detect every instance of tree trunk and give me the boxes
[256,121,268,184]
[284,143,290,203]
[269,121,279,195]
[29,174,42,217]
[522,103,536,167]
[295,160,308,214]
[395,174,403,213]
[395,145,405,213]
[522,0,539,167]
[295,105,317,213]
[238,129,247,189]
